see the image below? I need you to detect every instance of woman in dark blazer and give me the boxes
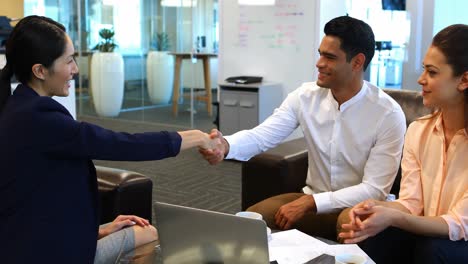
[0,16,219,263]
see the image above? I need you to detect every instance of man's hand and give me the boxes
[275,195,317,230]
[199,129,228,165]
[98,215,150,239]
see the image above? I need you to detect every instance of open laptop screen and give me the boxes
[154,202,270,264]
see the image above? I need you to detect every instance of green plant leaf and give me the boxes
[93,28,118,52]
[151,32,171,51]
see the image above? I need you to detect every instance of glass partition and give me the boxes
[24,0,219,130]
[346,0,410,89]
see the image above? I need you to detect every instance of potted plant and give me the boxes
[146,32,174,105]
[90,28,124,117]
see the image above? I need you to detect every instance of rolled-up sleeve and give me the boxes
[440,191,468,241]
[396,117,467,241]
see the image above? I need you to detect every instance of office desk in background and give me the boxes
[169,52,217,117]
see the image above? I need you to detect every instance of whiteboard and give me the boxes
[219,0,317,97]
[218,0,346,139]
[219,0,346,97]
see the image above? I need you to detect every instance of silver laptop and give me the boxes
[154,202,270,264]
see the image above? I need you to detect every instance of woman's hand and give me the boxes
[347,199,379,228]
[199,129,227,165]
[178,129,221,151]
[98,215,150,239]
[199,130,222,150]
[339,205,397,244]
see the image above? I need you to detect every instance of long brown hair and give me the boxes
[431,24,468,131]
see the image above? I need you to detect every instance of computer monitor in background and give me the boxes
[381,0,406,11]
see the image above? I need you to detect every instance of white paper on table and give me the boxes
[324,244,376,264]
[268,229,375,264]
[270,246,322,264]
[268,229,328,264]
[269,229,328,247]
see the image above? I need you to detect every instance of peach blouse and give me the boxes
[397,113,467,241]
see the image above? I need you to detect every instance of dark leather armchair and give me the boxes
[241,89,432,210]
[96,166,153,224]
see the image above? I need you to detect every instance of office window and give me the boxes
[88,0,143,55]
[347,0,410,88]
[23,0,219,129]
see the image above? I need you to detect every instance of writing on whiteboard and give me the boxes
[235,0,306,51]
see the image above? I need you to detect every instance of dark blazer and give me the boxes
[0,84,182,263]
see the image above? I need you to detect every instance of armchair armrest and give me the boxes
[241,138,309,210]
[96,166,153,224]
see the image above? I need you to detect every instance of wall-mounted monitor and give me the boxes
[382,0,406,11]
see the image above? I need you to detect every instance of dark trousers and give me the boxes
[359,227,468,264]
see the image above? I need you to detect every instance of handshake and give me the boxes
[198,129,228,165]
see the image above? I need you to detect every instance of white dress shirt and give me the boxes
[225,81,406,213]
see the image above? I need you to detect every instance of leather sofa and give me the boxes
[241,89,432,210]
[96,166,153,224]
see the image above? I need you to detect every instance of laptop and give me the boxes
[154,202,270,264]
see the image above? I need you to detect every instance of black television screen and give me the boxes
[382,0,406,10]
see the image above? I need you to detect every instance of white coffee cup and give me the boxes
[266,227,272,241]
[335,254,366,264]
[235,211,263,220]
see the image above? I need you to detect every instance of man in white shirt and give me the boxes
[201,16,406,240]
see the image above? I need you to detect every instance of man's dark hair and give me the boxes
[324,16,375,71]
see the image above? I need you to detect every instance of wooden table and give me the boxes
[74,51,94,101]
[169,52,217,117]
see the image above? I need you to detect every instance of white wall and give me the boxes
[401,0,435,91]
[433,0,468,35]
[219,0,346,97]
[315,0,347,80]
[0,55,5,70]
[218,0,346,140]
[402,0,467,91]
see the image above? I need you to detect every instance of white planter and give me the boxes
[91,52,124,117]
[146,51,174,104]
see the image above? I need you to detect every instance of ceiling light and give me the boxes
[161,0,197,7]
[238,0,275,5]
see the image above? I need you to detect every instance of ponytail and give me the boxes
[0,63,13,113]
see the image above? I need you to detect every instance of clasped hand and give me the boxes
[339,199,393,244]
[197,129,222,152]
[199,129,227,165]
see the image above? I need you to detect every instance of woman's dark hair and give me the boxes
[324,16,375,71]
[0,16,67,113]
[431,24,468,131]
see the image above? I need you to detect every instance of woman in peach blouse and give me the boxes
[338,24,467,264]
